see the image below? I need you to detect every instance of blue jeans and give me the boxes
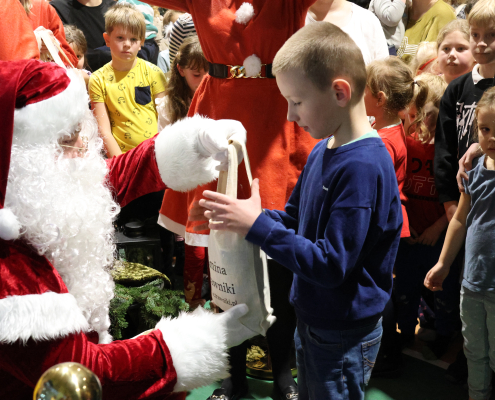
[461,287,495,400]
[294,317,383,400]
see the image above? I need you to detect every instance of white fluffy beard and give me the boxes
[5,119,120,344]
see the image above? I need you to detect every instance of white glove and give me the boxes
[196,119,247,171]
[216,304,256,348]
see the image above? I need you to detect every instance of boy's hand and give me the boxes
[424,263,450,291]
[403,227,418,245]
[457,143,482,192]
[417,225,442,247]
[198,179,262,236]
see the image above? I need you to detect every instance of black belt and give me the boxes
[209,62,275,79]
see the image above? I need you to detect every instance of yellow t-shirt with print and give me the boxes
[89,59,166,153]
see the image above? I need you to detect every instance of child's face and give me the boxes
[477,107,495,160]
[104,26,142,64]
[276,69,338,140]
[363,86,380,118]
[69,43,85,69]
[177,65,207,94]
[470,25,495,65]
[438,31,474,81]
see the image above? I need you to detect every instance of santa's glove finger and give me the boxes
[197,119,246,164]
[216,304,255,348]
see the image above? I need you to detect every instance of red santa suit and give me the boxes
[146,0,318,302]
[149,0,318,245]
[0,60,253,400]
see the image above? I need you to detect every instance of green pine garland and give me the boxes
[110,279,189,340]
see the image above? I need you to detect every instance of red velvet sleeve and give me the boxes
[0,330,179,400]
[106,137,167,208]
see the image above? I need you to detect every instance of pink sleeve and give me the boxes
[0,330,178,400]
[106,137,167,208]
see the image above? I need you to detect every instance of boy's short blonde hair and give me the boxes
[105,3,146,41]
[273,22,367,104]
[468,0,495,29]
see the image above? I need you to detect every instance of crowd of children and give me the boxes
[7,0,495,398]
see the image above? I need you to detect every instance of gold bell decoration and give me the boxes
[33,362,102,400]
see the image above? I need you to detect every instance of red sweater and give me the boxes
[378,123,410,238]
[0,0,39,61]
[404,135,445,235]
[28,0,78,67]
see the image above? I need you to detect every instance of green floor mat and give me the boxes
[186,355,468,400]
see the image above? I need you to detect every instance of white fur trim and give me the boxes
[0,208,21,240]
[0,292,89,344]
[157,214,186,238]
[156,307,229,392]
[184,231,209,247]
[154,114,219,192]
[243,54,262,77]
[13,69,88,146]
[235,3,255,24]
[98,330,113,344]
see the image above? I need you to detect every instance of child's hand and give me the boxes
[457,143,482,192]
[424,263,450,291]
[417,225,442,247]
[189,200,210,232]
[199,179,262,236]
[403,227,418,245]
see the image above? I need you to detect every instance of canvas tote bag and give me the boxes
[208,139,276,336]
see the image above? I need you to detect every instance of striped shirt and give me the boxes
[169,13,196,65]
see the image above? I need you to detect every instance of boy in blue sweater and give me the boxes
[192,22,402,400]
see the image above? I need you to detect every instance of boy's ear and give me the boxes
[103,32,110,47]
[332,79,352,107]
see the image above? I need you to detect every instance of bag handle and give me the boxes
[38,30,75,69]
[216,139,253,200]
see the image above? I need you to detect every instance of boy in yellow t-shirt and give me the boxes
[89,2,166,157]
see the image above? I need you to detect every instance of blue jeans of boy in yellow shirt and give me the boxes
[294,317,382,399]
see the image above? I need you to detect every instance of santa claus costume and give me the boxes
[0,59,254,400]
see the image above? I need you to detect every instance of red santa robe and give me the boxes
[147,0,319,301]
[0,128,231,399]
[149,0,318,243]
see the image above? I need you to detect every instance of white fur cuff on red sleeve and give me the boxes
[156,307,230,392]
[154,114,220,192]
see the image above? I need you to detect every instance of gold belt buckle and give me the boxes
[227,64,267,79]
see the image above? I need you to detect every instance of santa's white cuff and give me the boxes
[0,292,89,344]
[156,307,230,392]
[154,114,219,192]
